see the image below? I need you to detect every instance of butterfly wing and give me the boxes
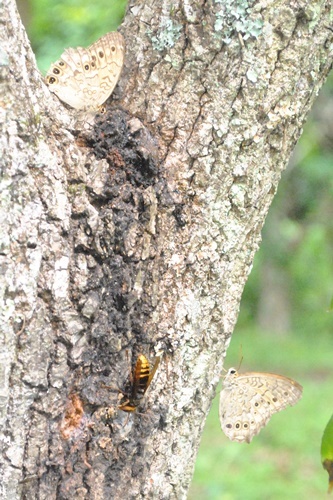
[219,370,303,443]
[46,32,124,110]
[220,383,270,443]
[88,32,125,108]
[239,372,303,407]
[46,46,93,109]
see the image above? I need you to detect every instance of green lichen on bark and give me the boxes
[214,0,264,43]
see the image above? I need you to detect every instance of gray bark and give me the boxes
[1,0,332,498]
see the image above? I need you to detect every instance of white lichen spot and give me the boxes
[303,4,321,29]
[164,54,180,68]
[176,386,196,411]
[246,67,258,83]
[233,162,249,176]
[183,0,198,23]
[214,0,263,43]
[242,124,260,141]
[213,118,229,138]
[229,184,246,209]
[175,289,201,331]
[149,18,182,51]
[221,219,246,252]
[53,256,69,299]
[224,133,238,149]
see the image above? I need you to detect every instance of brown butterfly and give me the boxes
[219,368,303,443]
[46,32,125,110]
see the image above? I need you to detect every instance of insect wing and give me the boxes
[118,355,160,412]
[219,369,302,443]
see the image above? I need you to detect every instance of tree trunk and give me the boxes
[1,0,332,498]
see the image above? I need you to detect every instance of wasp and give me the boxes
[118,354,160,412]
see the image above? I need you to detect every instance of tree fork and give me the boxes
[1,0,332,498]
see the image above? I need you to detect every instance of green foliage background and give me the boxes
[21,0,333,497]
[23,0,127,73]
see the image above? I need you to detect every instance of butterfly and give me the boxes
[45,32,125,110]
[219,368,303,443]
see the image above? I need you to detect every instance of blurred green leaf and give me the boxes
[321,415,333,493]
[25,0,127,73]
[328,296,333,313]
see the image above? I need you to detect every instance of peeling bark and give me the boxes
[1,0,332,498]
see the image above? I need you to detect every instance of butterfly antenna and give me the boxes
[237,345,243,370]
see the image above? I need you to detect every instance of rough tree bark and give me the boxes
[1,0,332,498]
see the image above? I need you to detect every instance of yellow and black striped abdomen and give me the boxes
[118,354,160,412]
